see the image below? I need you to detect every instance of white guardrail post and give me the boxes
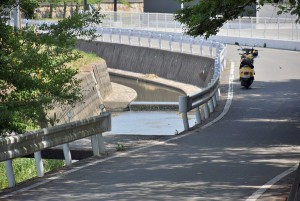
[1,113,111,188]
[195,107,202,124]
[203,103,210,119]
[179,96,190,131]
[91,133,105,156]
[5,160,16,188]
[34,151,44,177]
[177,41,226,130]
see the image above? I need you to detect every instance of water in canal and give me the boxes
[110,75,185,102]
[107,75,196,136]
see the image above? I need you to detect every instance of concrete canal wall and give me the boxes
[77,40,215,88]
[50,58,112,124]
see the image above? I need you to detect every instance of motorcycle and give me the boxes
[239,66,255,89]
[235,42,258,89]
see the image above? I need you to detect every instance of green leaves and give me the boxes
[0,2,103,135]
[175,0,300,38]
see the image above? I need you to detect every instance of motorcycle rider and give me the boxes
[240,58,254,69]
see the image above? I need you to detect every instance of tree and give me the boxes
[0,0,104,135]
[175,0,300,38]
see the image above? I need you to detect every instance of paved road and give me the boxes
[1,46,300,200]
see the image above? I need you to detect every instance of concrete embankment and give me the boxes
[51,58,113,124]
[77,40,215,88]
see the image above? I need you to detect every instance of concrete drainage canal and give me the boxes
[107,75,196,135]
[110,74,184,111]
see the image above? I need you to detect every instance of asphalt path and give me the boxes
[1,46,300,201]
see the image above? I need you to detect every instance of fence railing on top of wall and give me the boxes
[93,27,227,131]
[22,20,227,131]
[99,11,299,41]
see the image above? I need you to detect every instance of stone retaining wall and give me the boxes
[77,40,215,88]
[50,59,112,124]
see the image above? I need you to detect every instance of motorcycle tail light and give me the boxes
[244,72,249,75]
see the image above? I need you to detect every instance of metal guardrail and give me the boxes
[8,14,223,191]
[15,11,300,42]
[22,18,227,130]
[1,112,111,188]
[94,27,220,57]
[82,27,227,131]
[179,45,226,131]
[22,20,227,130]
[22,19,220,57]
[87,27,227,132]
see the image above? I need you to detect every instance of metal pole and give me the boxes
[63,143,72,166]
[203,104,209,119]
[13,0,20,31]
[113,0,117,21]
[63,112,73,166]
[251,17,253,38]
[34,151,44,177]
[212,95,217,108]
[208,99,214,113]
[264,18,266,39]
[159,34,162,49]
[148,32,151,48]
[83,0,88,11]
[91,135,100,156]
[114,0,117,12]
[239,17,241,37]
[277,17,280,39]
[179,96,189,131]
[256,0,260,24]
[91,109,105,155]
[5,160,16,188]
[190,38,193,54]
[179,37,183,53]
[169,35,173,51]
[200,40,203,56]
[195,107,201,124]
[97,133,105,154]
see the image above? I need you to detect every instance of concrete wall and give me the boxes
[77,41,215,87]
[50,59,112,125]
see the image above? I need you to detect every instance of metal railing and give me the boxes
[21,17,228,127]
[99,12,300,41]
[91,27,227,131]
[94,27,220,57]
[22,18,227,128]
[179,45,226,131]
[1,113,111,188]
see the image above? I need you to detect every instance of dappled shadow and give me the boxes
[2,79,300,201]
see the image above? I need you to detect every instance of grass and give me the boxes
[71,51,102,69]
[0,158,64,190]
[116,143,125,151]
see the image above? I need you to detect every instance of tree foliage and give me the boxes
[0,0,104,135]
[175,0,300,38]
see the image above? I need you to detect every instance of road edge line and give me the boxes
[246,164,298,201]
[0,61,236,199]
